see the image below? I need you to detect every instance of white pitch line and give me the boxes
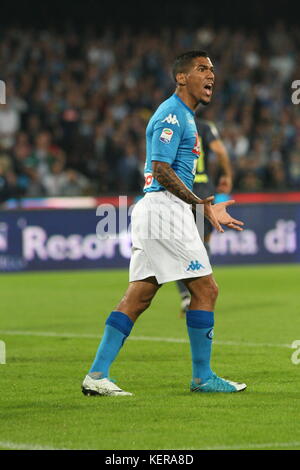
[130,336,292,349]
[1,440,299,451]
[0,330,292,349]
[0,440,66,450]
[181,441,300,450]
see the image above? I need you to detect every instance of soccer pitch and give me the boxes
[0,265,299,450]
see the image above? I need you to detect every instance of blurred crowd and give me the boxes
[0,22,300,201]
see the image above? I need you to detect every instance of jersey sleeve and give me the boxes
[151,109,183,164]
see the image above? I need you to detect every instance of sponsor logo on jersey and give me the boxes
[192,133,201,157]
[144,172,153,189]
[159,128,174,144]
[161,114,180,126]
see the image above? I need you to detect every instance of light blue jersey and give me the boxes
[144,94,201,193]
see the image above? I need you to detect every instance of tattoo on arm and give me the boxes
[152,161,202,205]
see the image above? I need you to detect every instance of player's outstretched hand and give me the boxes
[200,196,224,233]
[212,200,244,231]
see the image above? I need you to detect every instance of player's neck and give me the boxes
[175,88,197,112]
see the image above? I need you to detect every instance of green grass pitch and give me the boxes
[0,264,300,450]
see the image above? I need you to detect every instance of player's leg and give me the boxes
[176,181,214,316]
[182,274,217,384]
[114,276,161,322]
[82,277,160,396]
[176,228,213,316]
[183,274,246,393]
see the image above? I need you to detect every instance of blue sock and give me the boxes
[89,311,134,378]
[186,309,214,383]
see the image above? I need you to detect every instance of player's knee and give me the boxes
[121,293,153,317]
[191,277,218,304]
[135,296,153,315]
[209,279,219,302]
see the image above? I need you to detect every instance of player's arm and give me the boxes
[209,139,233,193]
[151,113,242,232]
[152,161,210,206]
[152,161,221,233]
[153,161,243,232]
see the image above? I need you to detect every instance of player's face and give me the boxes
[185,57,215,105]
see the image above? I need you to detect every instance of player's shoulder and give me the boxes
[151,95,186,128]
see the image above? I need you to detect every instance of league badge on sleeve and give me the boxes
[159,128,173,144]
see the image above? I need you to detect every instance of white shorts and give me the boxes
[129,191,212,284]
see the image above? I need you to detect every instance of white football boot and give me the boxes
[82,375,133,396]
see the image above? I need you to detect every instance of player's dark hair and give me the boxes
[172,50,208,83]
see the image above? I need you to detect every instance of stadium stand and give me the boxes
[0,21,299,201]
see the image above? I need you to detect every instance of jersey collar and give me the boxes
[173,94,195,115]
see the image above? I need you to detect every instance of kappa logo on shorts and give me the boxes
[186,260,205,271]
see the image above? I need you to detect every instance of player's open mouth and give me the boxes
[204,84,213,97]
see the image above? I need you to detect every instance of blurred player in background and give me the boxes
[82,50,246,396]
[177,116,233,315]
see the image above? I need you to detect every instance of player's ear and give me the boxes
[176,72,187,86]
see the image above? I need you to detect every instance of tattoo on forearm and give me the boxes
[153,162,201,205]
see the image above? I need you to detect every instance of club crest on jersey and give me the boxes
[159,128,173,144]
[161,114,180,126]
